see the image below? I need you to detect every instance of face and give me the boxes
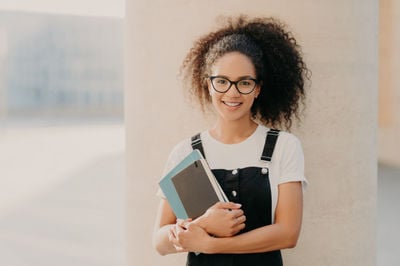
[207,51,260,123]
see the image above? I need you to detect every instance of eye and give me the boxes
[238,80,253,87]
[214,77,228,85]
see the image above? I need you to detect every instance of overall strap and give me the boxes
[261,129,280,162]
[191,133,206,159]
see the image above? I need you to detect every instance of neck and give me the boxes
[210,117,258,144]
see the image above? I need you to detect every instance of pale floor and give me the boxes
[0,122,126,266]
[0,123,398,266]
[377,163,400,266]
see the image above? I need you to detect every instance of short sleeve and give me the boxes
[156,138,192,198]
[277,134,308,189]
[156,147,179,199]
[156,188,166,198]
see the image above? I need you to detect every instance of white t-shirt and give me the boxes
[159,124,307,223]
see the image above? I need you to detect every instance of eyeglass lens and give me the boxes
[211,77,256,94]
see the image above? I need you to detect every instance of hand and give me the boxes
[195,202,246,237]
[168,219,190,253]
[169,219,213,253]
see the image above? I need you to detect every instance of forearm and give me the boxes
[191,202,245,237]
[206,223,299,254]
[154,199,186,256]
[173,183,303,254]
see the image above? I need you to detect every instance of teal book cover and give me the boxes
[159,149,225,219]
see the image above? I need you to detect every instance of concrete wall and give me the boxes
[379,0,400,167]
[125,1,378,265]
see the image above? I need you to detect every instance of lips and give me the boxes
[223,101,242,107]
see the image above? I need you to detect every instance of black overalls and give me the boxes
[188,129,283,266]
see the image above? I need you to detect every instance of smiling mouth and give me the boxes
[223,101,242,107]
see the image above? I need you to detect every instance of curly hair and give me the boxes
[180,15,310,129]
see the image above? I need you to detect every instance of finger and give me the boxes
[185,222,195,231]
[175,225,186,235]
[177,218,192,223]
[172,224,186,239]
[234,215,246,225]
[233,222,246,233]
[230,209,244,218]
[176,219,185,227]
[228,210,244,219]
[170,229,188,252]
[173,244,189,253]
[170,234,180,247]
[212,201,242,210]
[170,226,178,240]
[177,218,191,228]
[173,244,185,252]
[169,228,177,242]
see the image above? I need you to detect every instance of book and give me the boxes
[159,149,228,219]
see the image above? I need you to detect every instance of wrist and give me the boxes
[203,235,219,254]
[193,215,208,231]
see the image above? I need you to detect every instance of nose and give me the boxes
[225,83,241,96]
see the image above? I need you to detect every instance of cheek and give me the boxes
[208,91,223,109]
[206,83,216,103]
[207,82,213,95]
[209,89,217,97]
[247,96,256,107]
[207,84,219,99]
[209,92,220,106]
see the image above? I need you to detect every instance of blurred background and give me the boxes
[0,1,126,265]
[0,0,399,265]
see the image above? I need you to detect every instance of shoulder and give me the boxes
[257,126,304,161]
[276,130,302,148]
[163,132,204,174]
[273,130,305,167]
[257,125,302,147]
[168,137,192,161]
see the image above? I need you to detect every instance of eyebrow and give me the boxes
[213,75,256,80]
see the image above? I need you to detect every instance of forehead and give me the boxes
[210,52,256,78]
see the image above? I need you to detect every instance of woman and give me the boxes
[153,16,309,266]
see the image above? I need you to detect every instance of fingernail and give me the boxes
[235,203,242,207]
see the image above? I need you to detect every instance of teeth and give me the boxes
[224,101,241,107]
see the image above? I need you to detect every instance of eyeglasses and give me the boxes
[209,76,258,95]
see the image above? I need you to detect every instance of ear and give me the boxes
[254,85,261,98]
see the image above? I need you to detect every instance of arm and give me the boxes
[153,199,181,256]
[170,181,303,254]
[193,201,246,237]
[153,199,246,255]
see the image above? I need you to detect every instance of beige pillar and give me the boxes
[379,0,400,167]
[125,1,378,265]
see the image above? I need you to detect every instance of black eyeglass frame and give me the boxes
[208,76,259,95]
